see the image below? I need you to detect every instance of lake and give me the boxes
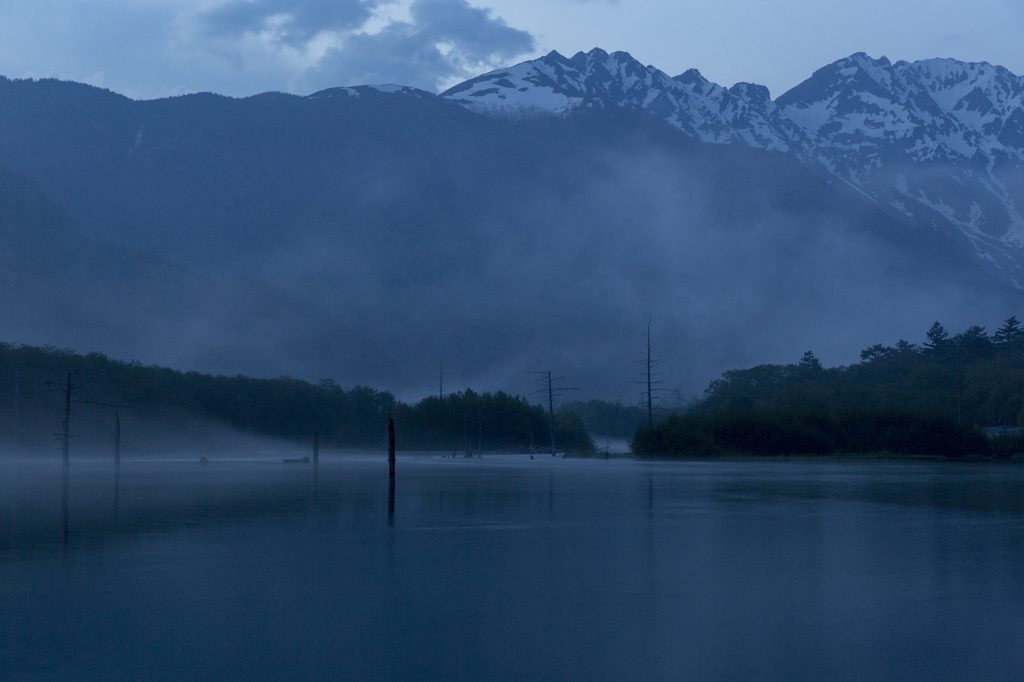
[2,454,1023,681]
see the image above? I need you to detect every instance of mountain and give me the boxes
[0,56,1020,400]
[442,49,1024,286]
[442,48,789,149]
[0,165,393,381]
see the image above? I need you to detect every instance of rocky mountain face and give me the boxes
[443,49,1024,286]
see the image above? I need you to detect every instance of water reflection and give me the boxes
[2,458,1023,682]
[60,466,68,548]
[388,476,395,527]
[113,463,120,516]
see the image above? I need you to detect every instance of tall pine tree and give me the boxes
[922,322,951,353]
[993,316,1023,344]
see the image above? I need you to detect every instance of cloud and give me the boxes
[0,0,533,98]
[188,0,535,92]
[200,0,386,46]
[307,0,535,90]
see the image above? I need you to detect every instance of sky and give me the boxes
[0,0,1022,101]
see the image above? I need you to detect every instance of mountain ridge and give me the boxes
[0,58,1021,398]
[441,49,1024,285]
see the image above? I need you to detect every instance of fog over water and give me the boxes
[2,456,1023,681]
[4,6,1024,681]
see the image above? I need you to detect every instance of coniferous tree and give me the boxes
[993,316,1024,344]
[958,326,992,357]
[860,344,894,362]
[799,350,823,372]
[894,340,917,354]
[922,322,951,353]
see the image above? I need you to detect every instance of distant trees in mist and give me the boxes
[0,343,395,451]
[7,315,1024,458]
[0,343,593,454]
[631,316,1024,459]
[393,389,593,453]
[556,400,648,440]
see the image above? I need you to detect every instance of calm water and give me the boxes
[2,455,1023,681]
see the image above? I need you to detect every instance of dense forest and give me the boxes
[394,391,592,453]
[0,342,593,455]
[631,409,992,459]
[693,318,1024,424]
[634,318,1024,458]
[7,316,1024,459]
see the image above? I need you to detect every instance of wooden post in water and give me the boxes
[114,413,121,466]
[387,414,395,479]
[313,428,319,466]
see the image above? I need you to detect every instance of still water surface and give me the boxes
[2,455,1023,681]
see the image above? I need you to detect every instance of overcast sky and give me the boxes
[1,0,1022,100]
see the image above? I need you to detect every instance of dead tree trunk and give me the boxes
[313,428,319,466]
[115,413,121,466]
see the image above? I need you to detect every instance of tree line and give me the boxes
[393,390,592,453]
[693,317,1024,425]
[633,317,1024,458]
[0,342,593,454]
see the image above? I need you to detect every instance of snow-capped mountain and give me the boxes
[442,49,790,150]
[442,49,1024,286]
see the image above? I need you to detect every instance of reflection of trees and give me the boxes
[2,465,374,555]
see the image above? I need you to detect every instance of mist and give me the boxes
[0,80,1019,405]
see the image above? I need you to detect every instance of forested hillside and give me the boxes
[631,318,1024,459]
[694,318,1024,427]
[0,342,592,455]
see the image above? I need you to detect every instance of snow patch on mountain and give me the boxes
[309,84,433,100]
[441,49,1024,286]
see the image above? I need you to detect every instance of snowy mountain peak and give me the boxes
[440,50,1024,286]
[441,49,791,149]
